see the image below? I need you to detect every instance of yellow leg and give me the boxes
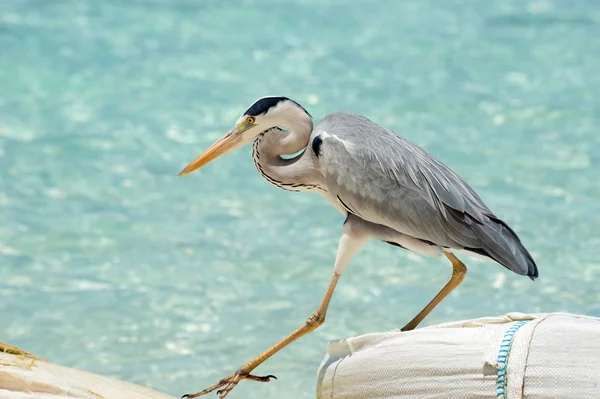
[401,253,467,332]
[183,272,341,399]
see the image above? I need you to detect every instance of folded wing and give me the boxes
[316,112,537,279]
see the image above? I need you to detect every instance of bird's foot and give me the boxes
[182,369,276,399]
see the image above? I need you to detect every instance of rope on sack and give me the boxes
[496,320,531,398]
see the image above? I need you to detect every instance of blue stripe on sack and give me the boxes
[496,320,530,399]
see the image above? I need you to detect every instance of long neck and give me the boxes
[251,118,323,192]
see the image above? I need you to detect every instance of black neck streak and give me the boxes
[252,133,323,193]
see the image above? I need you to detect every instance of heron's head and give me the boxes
[178,96,311,176]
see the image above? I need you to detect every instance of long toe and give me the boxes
[245,374,277,382]
[182,378,230,398]
[183,370,276,398]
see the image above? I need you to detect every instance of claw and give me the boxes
[184,371,276,398]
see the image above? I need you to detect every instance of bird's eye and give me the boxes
[246,117,255,124]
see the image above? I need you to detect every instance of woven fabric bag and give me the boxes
[317,313,600,399]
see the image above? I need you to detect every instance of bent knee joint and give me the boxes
[306,312,325,328]
[452,263,467,279]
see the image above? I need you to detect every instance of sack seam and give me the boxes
[496,320,531,398]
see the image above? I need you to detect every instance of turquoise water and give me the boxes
[1,0,599,397]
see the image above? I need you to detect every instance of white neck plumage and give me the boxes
[251,114,323,192]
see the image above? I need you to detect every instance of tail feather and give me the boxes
[471,216,538,280]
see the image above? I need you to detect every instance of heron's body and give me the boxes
[252,111,536,278]
[178,96,538,398]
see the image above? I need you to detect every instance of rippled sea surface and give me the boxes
[1,0,599,397]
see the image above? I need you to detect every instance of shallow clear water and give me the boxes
[1,0,599,397]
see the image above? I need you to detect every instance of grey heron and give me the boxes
[178,96,538,398]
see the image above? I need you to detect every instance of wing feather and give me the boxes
[316,112,537,278]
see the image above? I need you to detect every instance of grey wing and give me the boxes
[316,112,538,279]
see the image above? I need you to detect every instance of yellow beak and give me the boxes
[177,128,241,176]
